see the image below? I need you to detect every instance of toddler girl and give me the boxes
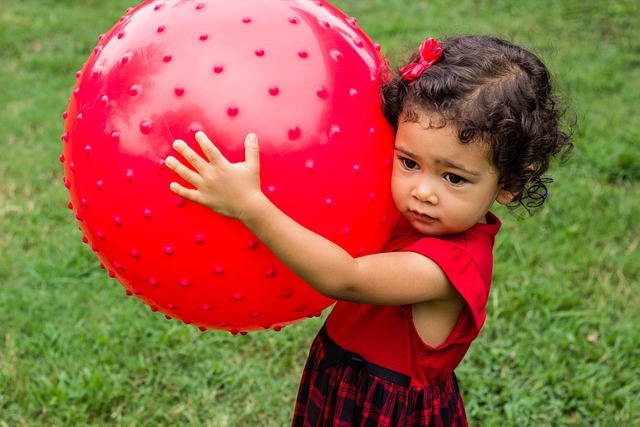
[164,35,573,426]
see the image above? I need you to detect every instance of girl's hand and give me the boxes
[164,131,263,220]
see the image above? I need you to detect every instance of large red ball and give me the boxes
[61,0,398,333]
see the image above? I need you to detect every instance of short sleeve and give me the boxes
[402,237,491,338]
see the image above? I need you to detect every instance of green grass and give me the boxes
[1,0,638,425]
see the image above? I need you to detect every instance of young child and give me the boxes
[164,35,573,426]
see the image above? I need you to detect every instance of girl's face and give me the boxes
[391,114,513,236]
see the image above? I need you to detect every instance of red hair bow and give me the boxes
[399,38,443,85]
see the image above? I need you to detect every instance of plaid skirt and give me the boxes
[292,326,468,427]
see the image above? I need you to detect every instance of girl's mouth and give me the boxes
[411,211,437,223]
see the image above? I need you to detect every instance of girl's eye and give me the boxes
[400,157,419,170]
[445,173,467,185]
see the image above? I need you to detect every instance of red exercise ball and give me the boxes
[61,0,398,333]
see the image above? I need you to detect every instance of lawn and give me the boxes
[1,0,638,425]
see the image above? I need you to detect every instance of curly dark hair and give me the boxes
[381,35,574,210]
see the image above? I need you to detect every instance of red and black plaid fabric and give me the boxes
[292,326,468,427]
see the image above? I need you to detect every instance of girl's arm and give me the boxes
[165,132,458,306]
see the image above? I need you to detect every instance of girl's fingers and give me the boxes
[169,181,203,203]
[171,138,210,174]
[164,155,201,186]
[194,131,225,164]
[166,132,259,211]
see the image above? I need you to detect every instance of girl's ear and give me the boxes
[495,188,517,205]
[496,164,533,205]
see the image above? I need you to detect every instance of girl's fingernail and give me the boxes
[165,156,174,166]
[173,140,182,149]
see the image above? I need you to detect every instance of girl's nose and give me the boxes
[413,179,438,204]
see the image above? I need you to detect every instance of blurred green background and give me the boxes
[1,0,638,425]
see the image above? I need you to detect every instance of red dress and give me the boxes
[293,213,501,427]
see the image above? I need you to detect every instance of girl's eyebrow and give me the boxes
[394,146,481,177]
[394,146,415,157]
[441,160,481,177]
